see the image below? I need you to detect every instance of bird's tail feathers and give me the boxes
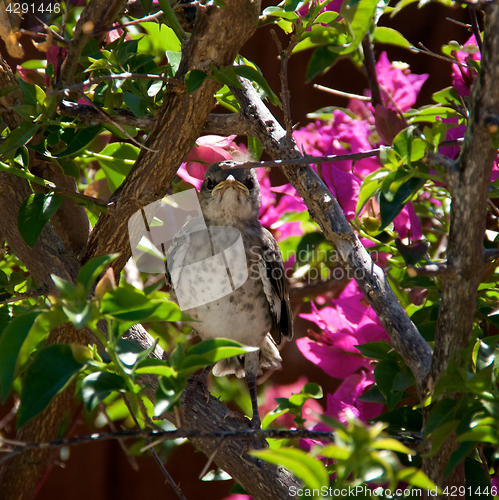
[259,334,282,371]
[213,357,246,378]
[212,334,282,378]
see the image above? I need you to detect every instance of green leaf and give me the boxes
[296,232,326,266]
[123,92,151,118]
[181,339,258,372]
[100,285,160,321]
[233,64,279,106]
[397,467,438,491]
[340,0,379,53]
[355,341,397,361]
[306,45,340,82]
[0,122,38,157]
[81,371,128,411]
[425,398,458,434]
[356,170,388,217]
[457,425,499,445]
[250,448,329,491]
[395,239,428,265]
[379,177,424,231]
[17,193,62,248]
[17,344,86,428]
[185,70,208,93]
[114,338,157,371]
[464,458,492,496]
[0,310,41,402]
[95,142,138,191]
[373,26,413,48]
[374,359,404,410]
[19,80,37,107]
[369,406,422,432]
[444,441,476,478]
[52,125,101,158]
[78,254,119,293]
[51,275,77,300]
[135,359,175,377]
[56,158,80,178]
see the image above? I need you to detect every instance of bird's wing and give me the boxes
[259,228,294,346]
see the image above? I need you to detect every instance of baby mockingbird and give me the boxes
[166,162,293,428]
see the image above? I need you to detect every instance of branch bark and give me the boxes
[422,1,499,494]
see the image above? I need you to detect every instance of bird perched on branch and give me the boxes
[165,162,293,428]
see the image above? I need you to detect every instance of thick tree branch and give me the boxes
[81,0,260,274]
[58,0,128,90]
[58,101,253,136]
[231,78,433,397]
[428,2,499,392]
[423,3,499,494]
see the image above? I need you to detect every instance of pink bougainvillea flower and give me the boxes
[439,117,498,182]
[45,45,68,87]
[297,288,389,379]
[294,112,377,219]
[326,371,383,424]
[375,52,428,112]
[16,66,45,86]
[393,202,423,241]
[451,35,480,98]
[177,135,244,189]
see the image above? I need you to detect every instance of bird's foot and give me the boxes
[249,415,261,430]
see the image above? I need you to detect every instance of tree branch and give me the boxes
[422,1,499,494]
[231,77,433,397]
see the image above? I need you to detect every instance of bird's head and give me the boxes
[199,162,261,224]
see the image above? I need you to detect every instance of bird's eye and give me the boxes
[244,177,254,189]
[206,177,215,190]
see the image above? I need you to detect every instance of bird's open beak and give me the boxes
[212,174,249,197]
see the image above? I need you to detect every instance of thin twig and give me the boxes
[28,13,70,44]
[0,290,45,305]
[122,395,187,500]
[445,17,472,29]
[0,160,109,207]
[487,199,499,218]
[0,399,19,431]
[219,148,381,170]
[197,439,224,480]
[439,138,464,147]
[406,262,455,278]
[92,11,164,35]
[362,35,383,108]
[415,43,467,70]
[19,30,70,45]
[76,91,158,154]
[271,30,297,145]
[0,428,339,460]
[313,84,371,102]
[46,73,184,97]
[468,5,483,53]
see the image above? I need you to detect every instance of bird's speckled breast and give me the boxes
[173,227,273,347]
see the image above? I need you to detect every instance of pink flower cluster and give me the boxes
[293,52,426,241]
[298,280,387,423]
